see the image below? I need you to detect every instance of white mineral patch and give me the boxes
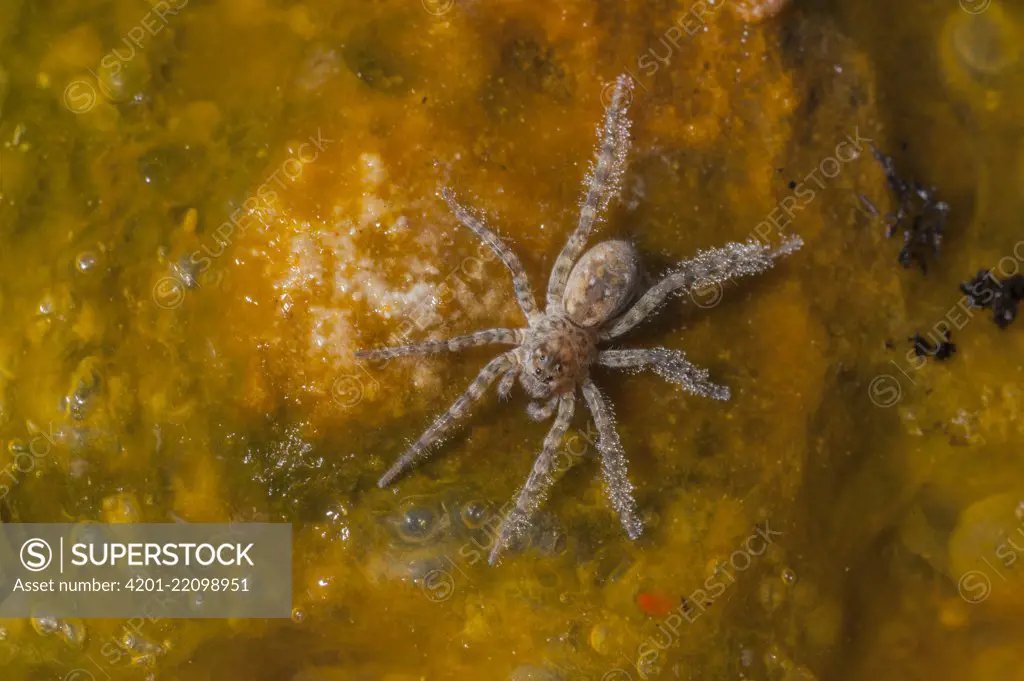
[410,361,442,395]
[319,227,438,318]
[275,231,325,293]
[308,305,353,353]
[360,195,391,227]
[360,153,387,187]
[264,151,509,372]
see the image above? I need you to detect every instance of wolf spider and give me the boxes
[357,75,803,564]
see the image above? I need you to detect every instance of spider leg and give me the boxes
[355,328,524,360]
[600,237,803,341]
[598,348,730,401]
[497,366,519,401]
[546,74,633,309]
[489,393,576,565]
[440,188,539,320]
[581,378,643,540]
[526,397,559,422]
[377,350,518,488]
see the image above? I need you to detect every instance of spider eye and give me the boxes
[534,368,541,376]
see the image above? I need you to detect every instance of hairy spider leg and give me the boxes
[546,74,633,310]
[598,347,730,401]
[356,328,524,360]
[497,366,519,400]
[377,350,519,487]
[601,237,803,341]
[526,396,560,422]
[489,393,576,564]
[441,187,539,320]
[581,378,643,540]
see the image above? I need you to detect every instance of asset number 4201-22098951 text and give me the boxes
[125,577,250,592]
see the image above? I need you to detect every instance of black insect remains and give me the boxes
[909,330,956,361]
[960,269,1024,329]
[870,144,950,274]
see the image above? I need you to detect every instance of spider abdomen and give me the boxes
[563,240,640,328]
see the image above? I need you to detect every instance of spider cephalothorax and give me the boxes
[519,315,596,400]
[356,75,802,564]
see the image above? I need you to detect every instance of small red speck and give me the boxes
[637,591,674,617]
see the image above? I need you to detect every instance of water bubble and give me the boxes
[460,500,489,529]
[59,619,87,647]
[588,623,611,654]
[75,251,98,273]
[781,568,798,585]
[32,616,60,635]
[397,506,437,544]
[119,630,140,649]
[951,8,1019,78]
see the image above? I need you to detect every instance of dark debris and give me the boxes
[871,144,950,274]
[960,269,1024,329]
[909,330,956,361]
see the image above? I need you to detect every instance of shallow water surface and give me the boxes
[1,0,1024,678]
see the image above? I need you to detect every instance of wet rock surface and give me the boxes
[0,0,1022,679]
